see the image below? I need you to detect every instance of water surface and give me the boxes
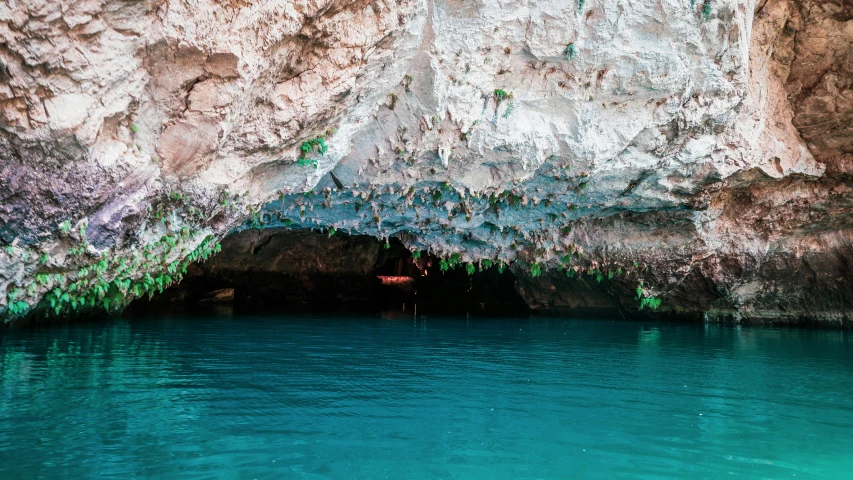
[1,314,852,479]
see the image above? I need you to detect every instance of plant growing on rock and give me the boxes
[563,43,576,61]
[636,281,662,310]
[493,89,513,103]
[502,100,515,119]
[6,288,28,316]
[439,252,462,272]
[529,262,543,277]
[492,89,515,119]
[298,136,328,168]
[702,0,712,21]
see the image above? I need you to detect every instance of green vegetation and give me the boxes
[439,252,462,273]
[578,0,586,12]
[44,235,221,317]
[636,282,662,310]
[130,124,140,133]
[389,93,399,110]
[6,288,28,316]
[502,99,515,119]
[248,206,263,229]
[563,43,576,61]
[300,137,328,156]
[530,262,542,277]
[702,0,712,21]
[493,89,513,103]
[412,250,422,260]
[58,220,72,234]
[4,233,222,320]
[298,136,329,169]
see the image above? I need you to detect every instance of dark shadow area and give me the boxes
[121,228,853,328]
[127,228,530,318]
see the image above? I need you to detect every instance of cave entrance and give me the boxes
[128,228,529,317]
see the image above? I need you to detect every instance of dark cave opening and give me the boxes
[128,228,530,318]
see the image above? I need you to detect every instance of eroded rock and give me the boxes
[1,0,852,326]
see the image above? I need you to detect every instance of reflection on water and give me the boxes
[1,315,852,479]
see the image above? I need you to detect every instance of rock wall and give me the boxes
[1,0,852,325]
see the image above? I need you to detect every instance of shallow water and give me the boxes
[1,314,852,479]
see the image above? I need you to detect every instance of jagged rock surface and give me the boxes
[1,0,851,325]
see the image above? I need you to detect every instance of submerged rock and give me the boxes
[1,0,852,325]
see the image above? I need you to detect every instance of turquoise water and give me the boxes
[1,315,852,479]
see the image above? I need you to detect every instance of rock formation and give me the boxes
[1,0,851,325]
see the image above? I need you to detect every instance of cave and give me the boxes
[127,228,532,318]
[4,0,853,477]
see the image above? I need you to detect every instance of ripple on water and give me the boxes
[1,316,852,479]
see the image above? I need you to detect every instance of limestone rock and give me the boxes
[1,0,851,325]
